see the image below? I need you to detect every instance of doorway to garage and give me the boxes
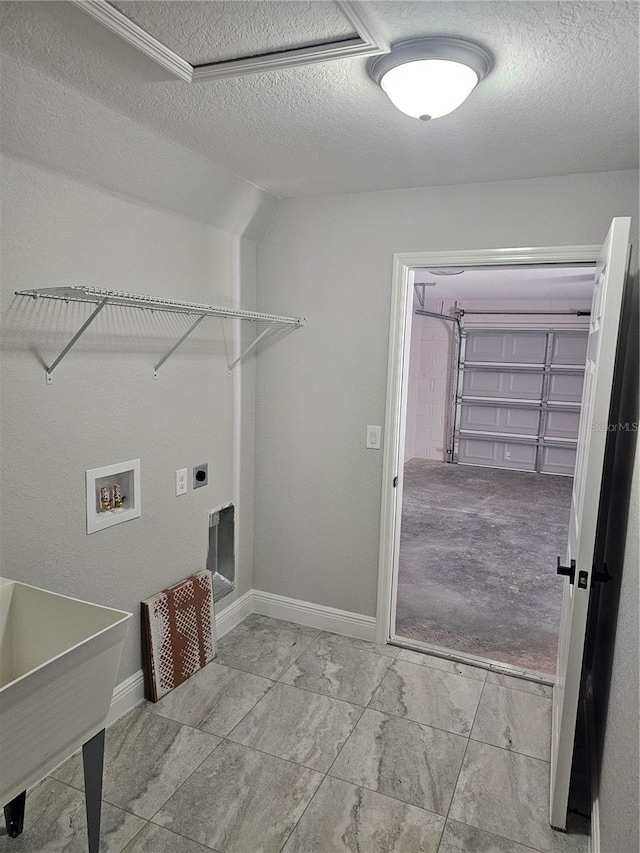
[393,263,596,675]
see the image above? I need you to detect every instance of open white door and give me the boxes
[550,217,631,829]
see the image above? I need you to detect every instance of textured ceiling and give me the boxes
[0,53,276,233]
[108,1,355,65]
[0,1,638,207]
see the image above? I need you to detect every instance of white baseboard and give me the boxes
[252,589,376,641]
[105,668,145,728]
[214,588,254,638]
[106,588,375,725]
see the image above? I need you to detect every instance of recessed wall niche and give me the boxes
[206,503,235,602]
[86,459,141,534]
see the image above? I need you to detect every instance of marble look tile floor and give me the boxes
[0,615,589,853]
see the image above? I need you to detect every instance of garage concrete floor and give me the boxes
[395,459,574,673]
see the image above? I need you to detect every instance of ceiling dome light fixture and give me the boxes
[369,37,492,121]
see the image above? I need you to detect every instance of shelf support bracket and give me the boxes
[227,320,278,371]
[153,313,207,377]
[46,297,109,382]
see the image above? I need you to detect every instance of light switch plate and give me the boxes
[366,425,381,449]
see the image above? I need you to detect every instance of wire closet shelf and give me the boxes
[16,285,305,380]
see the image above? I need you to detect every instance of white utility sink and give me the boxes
[0,578,132,807]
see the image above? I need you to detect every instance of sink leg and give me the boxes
[4,790,26,838]
[82,729,105,853]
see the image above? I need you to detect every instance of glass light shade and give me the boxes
[379,59,479,120]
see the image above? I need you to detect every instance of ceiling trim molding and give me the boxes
[338,0,389,53]
[71,0,388,83]
[71,0,194,82]
[394,246,602,268]
[192,36,383,83]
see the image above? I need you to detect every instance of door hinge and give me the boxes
[591,562,612,586]
[557,557,576,584]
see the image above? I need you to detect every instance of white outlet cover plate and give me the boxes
[176,468,188,496]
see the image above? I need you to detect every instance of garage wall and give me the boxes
[404,310,419,462]
[405,299,455,462]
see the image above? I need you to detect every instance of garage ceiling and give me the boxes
[413,265,595,302]
[0,1,638,201]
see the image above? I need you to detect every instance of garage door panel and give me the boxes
[459,405,540,435]
[455,327,586,477]
[551,333,589,365]
[459,405,501,430]
[545,410,581,440]
[463,370,544,399]
[465,332,547,364]
[548,373,585,403]
[506,407,540,434]
[540,445,577,476]
[458,437,537,470]
[507,372,545,398]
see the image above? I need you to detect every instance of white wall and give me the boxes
[236,236,258,610]
[254,169,638,619]
[0,154,252,682]
[405,300,454,462]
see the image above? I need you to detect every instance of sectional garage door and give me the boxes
[453,329,588,475]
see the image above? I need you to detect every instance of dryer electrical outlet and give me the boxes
[193,464,208,489]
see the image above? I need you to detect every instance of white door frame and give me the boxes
[375,244,601,646]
